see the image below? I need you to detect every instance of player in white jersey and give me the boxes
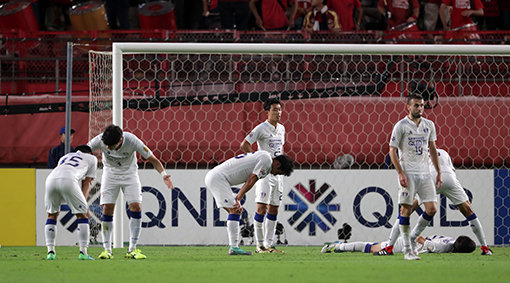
[375,94,442,260]
[240,98,286,253]
[205,151,294,255]
[322,234,476,254]
[428,148,492,255]
[44,145,97,260]
[88,125,174,260]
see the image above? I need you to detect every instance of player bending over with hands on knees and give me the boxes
[88,125,174,260]
[322,234,476,254]
[44,145,97,260]
[205,151,294,255]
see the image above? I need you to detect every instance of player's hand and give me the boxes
[416,235,426,244]
[399,172,408,188]
[232,200,243,214]
[435,174,442,190]
[163,175,174,189]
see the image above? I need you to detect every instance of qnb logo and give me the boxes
[284,180,340,236]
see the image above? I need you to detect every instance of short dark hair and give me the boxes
[101,125,123,146]
[407,94,424,105]
[452,235,476,253]
[74,145,92,154]
[263,98,281,111]
[274,154,294,176]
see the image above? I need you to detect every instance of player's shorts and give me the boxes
[100,171,142,205]
[398,173,436,205]
[254,174,283,206]
[45,177,88,214]
[434,172,469,205]
[205,170,236,209]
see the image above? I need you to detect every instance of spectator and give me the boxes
[48,126,75,169]
[249,0,298,30]
[302,0,341,32]
[216,0,251,30]
[294,0,313,30]
[105,0,130,29]
[423,0,442,30]
[478,0,499,30]
[440,0,483,30]
[329,0,363,31]
[202,0,220,29]
[175,0,203,29]
[500,0,510,30]
[362,0,386,29]
[377,0,420,30]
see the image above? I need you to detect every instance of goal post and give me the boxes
[90,43,510,247]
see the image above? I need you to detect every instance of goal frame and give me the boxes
[108,43,510,248]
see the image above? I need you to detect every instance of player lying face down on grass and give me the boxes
[205,151,294,255]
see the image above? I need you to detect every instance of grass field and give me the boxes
[1,246,509,283]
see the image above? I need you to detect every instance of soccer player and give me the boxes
[44,145,97,260]
[240,98,286,254]
[376,148,494,255]
[322,234,476,254]
[430,148,492,255]
[88,125,174,260]
[375,94,442,260]
[205,151,294,255]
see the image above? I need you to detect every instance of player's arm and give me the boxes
[235,174,259,203]
[147,154,174,189]
[428,141,442,189]
[240,139,253,153]
[389,146,407,188]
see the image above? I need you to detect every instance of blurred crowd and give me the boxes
[19,0,510,32]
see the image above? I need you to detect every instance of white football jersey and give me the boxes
[212,151,273,186]
[389,116,437,174]
[48,150,97,182]
[429,148,455,175]
[417,235,455,253]
[88,132,152,174]
[245,121,285,157]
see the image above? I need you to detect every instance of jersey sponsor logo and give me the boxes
[143,146,149,153]
[284,180,340,236]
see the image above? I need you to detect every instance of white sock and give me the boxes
[387,218,401,246]
[45,220,57,253]
[253,213,264,247]
[129,216,142,252]
[410,212,433,241]
[264,214,277,247]
[468,215,487,246]
[77,221,89,254]
[227,214,240,248]
[399,217,411,253]
[336,242,370,252]
[101,217,113,252]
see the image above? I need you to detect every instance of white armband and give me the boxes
[161,171,169,177]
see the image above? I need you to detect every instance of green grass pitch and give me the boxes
[1,246,509,282]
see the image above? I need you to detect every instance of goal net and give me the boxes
[90,43,510,170]
[88,43,510,246]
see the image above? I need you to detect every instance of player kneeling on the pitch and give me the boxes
[44,145,98,260]
[205,152,294,255]
[322,234,476,254]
